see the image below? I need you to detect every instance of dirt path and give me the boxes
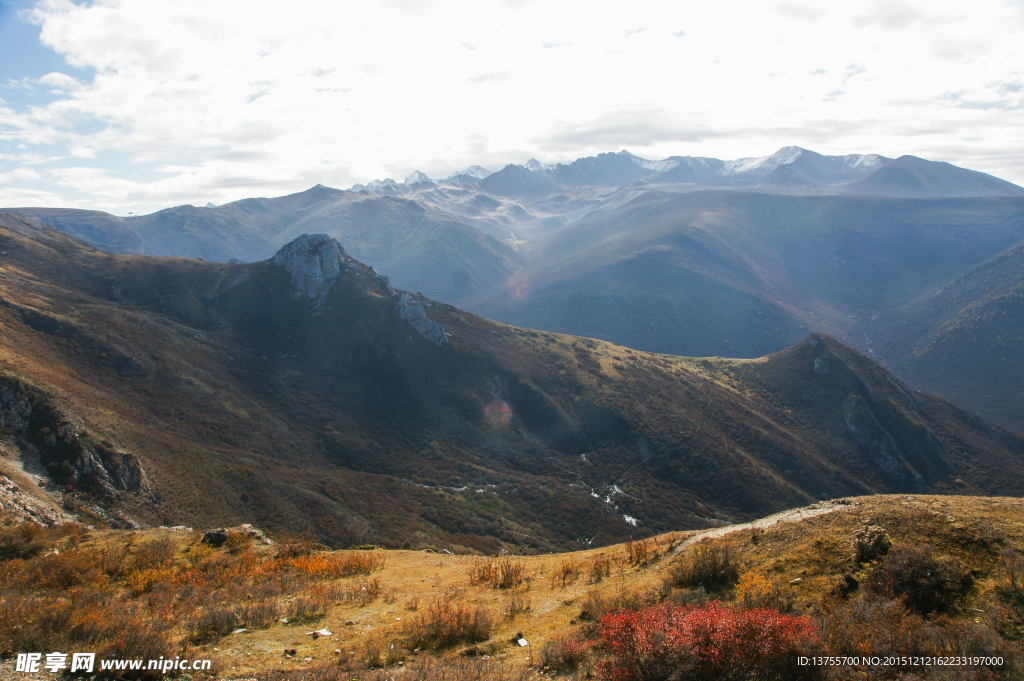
[673,498,861,554]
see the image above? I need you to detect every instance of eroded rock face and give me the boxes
[396,293,448,346]
[272,234,346,308]
[0,375,150,496]
[0,382,32,431]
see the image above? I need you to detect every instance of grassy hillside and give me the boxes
[1,212,1023,553]
[1,494,1021,679]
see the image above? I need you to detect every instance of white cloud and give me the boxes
[0,0,1021,213]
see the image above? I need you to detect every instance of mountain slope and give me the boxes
[877,243,1024,432]
[847,155,1024,198]
[478,164,558,198]
[467,191,1024,360]
[2,213,1022,551]
[7,187,522,303]
[2,207,143,253]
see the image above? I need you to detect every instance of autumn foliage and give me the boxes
[595,601,820,681]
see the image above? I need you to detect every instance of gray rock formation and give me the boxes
[272,233,346,309]
[396,293,448,346]
[202,523,274,547]
[272,234,448,345]
[0,375,149,496]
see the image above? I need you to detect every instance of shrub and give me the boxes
[132,536,177,567]
[626,538,655,566]
[403,598,493,650]
[224,531,251,554]
[735,572,794,612]
[1000,548,1023,596]
[863,544,972,616]
[287,596,328,622]
[0,522,83,559]
[363,637,404,668]
[819,598,1017,678]
[852,525,892,564]
[191,606,239,643]
[277,550,386,578]
[125,566,176,595]
[590,555,613,582]
[596,601,820,681]
[503,592,532,620]
[553,559,582,587]
[666,541,739,591]
[540,633,592,673]
[237,600,280,628]
[183,541,214,566]
[819,597,931,660]
[468,557,525,589]
[578,588,650,630]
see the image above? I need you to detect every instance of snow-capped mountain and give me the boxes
[404,170,433,185]
[346,146,1022,200]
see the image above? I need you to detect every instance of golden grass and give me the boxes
[1,494,1022,679]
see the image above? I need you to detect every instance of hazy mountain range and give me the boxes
[5,146,1024,434]
[2,213,1023,548]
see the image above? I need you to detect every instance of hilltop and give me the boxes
[1,212,1023,551]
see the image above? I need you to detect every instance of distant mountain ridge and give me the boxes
[6,186,523,304]
[6,146,1024,433]
[350,146,1023,198]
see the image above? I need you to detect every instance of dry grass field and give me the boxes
[2,494,1022,680]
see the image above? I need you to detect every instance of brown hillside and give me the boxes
[0,212,1022,551]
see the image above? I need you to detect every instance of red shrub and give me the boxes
[596,601,820,681]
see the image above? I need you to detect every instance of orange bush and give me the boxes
[275,550,386,578]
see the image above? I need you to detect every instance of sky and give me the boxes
[1,0,1023,215]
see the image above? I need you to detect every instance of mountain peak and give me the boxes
[272,234,347,306]
[404,170,433,185]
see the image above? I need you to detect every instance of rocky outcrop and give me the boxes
[844,394,909,483]
[271,234,449,345]
[395,293,448,346]
[0,475,73,526]
[272,234,346,309]
[202,523,274,547]
[0,382,32,431]
[0,375,150,496]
